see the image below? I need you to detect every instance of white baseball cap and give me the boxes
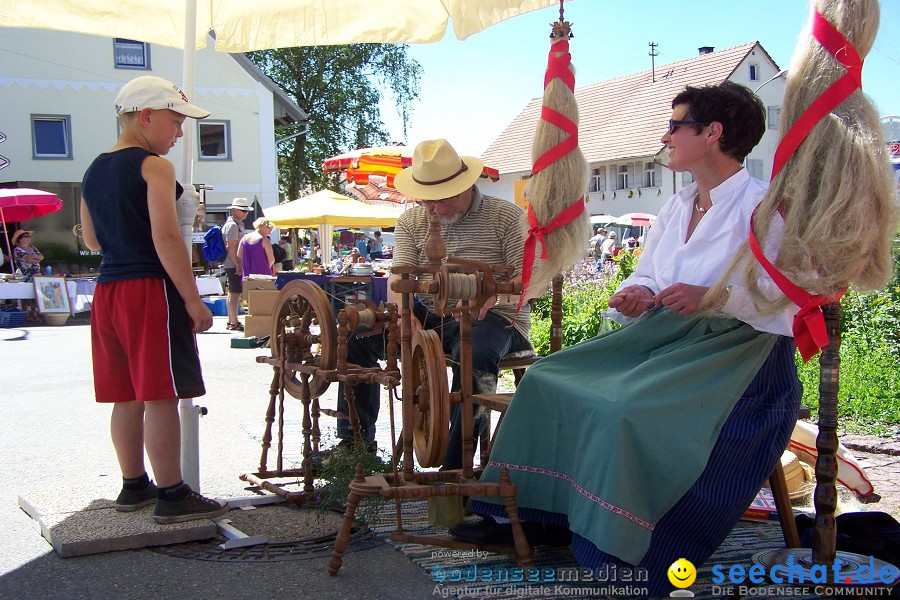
[115,76,210,119]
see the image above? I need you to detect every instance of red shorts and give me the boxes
[91,277,205,402]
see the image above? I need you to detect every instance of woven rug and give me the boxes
[370,500,825,600]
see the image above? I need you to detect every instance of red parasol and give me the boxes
[0,187,63,266]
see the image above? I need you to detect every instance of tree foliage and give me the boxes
[246,44,422,200]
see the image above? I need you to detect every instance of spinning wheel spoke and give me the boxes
[271,280,336,400]
[410,329,449,467]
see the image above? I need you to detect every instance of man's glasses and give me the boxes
[668,119,710,134]
[416,194,460,207]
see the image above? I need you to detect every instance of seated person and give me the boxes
[458,82,800,597]
[334,139,531,467]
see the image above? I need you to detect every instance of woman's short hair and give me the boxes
[671,81,765,162]
[253,217,273,230]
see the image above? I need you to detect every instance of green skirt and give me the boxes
[476,308,777,564]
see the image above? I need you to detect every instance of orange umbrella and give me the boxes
[323,145,500,200]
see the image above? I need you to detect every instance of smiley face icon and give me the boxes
[667,558,696,588]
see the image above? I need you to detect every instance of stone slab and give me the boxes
[19,486,220,558]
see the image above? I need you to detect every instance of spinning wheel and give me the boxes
[271,280,336,400]
[410,329,449,467]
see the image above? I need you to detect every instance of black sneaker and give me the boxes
[115,482,158,512]
[153,490,228,524]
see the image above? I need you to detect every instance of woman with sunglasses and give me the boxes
[463,81,800,597]
[11,229,43,280]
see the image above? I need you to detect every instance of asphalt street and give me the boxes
[0,316,438,600]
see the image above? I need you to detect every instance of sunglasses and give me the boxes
[668,119,710,134]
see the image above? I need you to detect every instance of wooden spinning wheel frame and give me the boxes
[410,329,449,467]
[271,280,336,400]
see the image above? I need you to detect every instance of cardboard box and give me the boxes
[244,314,273,338]
[241,275,277,300]
[247,289,281,316]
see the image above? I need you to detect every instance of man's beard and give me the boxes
[438,213,461,226]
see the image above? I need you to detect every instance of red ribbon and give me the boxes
[516,36,584,314]
[748,211,844,362]
[518,198,585,312]
[749,9,859,361]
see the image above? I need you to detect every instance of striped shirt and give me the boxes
[393,187,530,339]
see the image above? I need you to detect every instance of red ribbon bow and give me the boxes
[750,9,859,361]
[518,198,585,312]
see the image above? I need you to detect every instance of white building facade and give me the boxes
[0,28,305,272]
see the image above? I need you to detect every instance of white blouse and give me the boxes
[608,169,794,336]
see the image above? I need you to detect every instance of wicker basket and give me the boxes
[42,313,69,326]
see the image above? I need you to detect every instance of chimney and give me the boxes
[698,46,714,55]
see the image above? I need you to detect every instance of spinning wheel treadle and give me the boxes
[411,329,449,467]
[271,280,336,399]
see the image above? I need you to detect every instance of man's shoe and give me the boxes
[226,321,244,331]
[115,482,158,512]
[153,490,228,524]
[449,516,570,547]
[449,516,514,545]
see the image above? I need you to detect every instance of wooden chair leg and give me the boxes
[770,459,801,548]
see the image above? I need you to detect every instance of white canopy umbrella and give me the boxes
[0,0,563,184]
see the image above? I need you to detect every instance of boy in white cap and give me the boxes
[79,76,227,523]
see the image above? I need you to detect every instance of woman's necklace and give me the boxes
[694,195,709,213]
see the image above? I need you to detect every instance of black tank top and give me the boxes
[81,147,183,283]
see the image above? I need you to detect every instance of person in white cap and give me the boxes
[79,75,227,524]
[334,139,531,469]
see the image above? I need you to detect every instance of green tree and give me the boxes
[246,45,422,200]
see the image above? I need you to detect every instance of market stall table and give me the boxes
[0,279,95,315]
[275,272,388,311]
[0,277,224,316]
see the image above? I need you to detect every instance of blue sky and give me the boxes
[381,0,900,157]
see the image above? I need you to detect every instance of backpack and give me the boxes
[593,236,604,257]
[272,242,287,264]
[201,226,227,263]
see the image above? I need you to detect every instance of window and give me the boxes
[643,162,661,188]
[198,120,231,160]
[749,62,760,81]
[746,159,765,180]
[589,167,606,193]
[31,115,72,159]
[682,172,695,187]
[616,164,631,190]
[767,106,781,130]
[114,38,150,69]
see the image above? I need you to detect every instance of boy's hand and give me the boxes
[186,299,214,333]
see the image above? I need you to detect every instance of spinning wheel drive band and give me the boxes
[410,329,449,467]
[271,280,336,400]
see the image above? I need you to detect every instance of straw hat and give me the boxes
[11,229,33,245]
[393,139,483,201]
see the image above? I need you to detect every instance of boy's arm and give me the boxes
[79,200,101,251]
[143,156,212,333]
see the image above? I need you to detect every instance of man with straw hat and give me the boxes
[334,139,531,469]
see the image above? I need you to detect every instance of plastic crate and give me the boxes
[0,310,27,328]
[202,296,228,316]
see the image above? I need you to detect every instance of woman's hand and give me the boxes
[654,283,709,315]
[608,285,655,318]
